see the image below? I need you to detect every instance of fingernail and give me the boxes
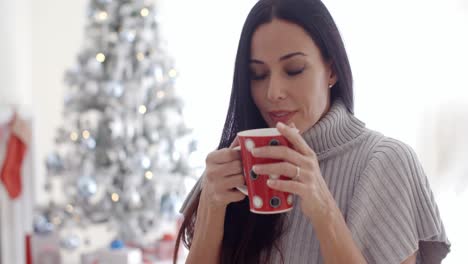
[252,165,257,172]
[277,122,286,129]
[267,179,274,186]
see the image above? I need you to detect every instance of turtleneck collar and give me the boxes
[301,98,367,161]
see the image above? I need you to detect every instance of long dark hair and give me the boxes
[174,0,353,263]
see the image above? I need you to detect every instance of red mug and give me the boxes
[234,128,295,214]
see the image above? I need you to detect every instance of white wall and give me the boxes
[0,1,32,108]
[32,0,87,205]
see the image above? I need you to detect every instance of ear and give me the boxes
[327,61,338,88]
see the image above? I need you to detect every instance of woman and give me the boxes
[174,0,450,263]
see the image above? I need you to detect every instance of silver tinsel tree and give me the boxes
[35,0,197,250]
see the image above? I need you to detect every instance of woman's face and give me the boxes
[250,19,336,133]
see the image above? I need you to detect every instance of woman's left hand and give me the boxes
[251,122,336,224]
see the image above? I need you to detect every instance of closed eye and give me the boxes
[286,67,305,76]
[250,72,268,81]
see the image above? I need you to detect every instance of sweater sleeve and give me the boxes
[346,138,450,264]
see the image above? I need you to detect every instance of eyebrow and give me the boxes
[249,52,307,64]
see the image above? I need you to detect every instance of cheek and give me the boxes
[289,77,317,100]
[250,84,265,108]
[303,71,324,86]
[295,77,329,111]
[300,71,329,97]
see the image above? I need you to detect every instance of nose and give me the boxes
[266,74,287,102]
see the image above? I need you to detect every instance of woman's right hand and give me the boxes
[201,137,246,210]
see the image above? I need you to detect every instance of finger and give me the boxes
[276,122,314,156]
[267,179,304,195]
[252,162,298,179]
[229,136,240,148]
[206,148,241,164]
[221,174,245,190]
[287,122,300,133]
[211,160,243,179]
[252,145,305,165]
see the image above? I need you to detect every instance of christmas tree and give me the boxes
[35,0,197,251]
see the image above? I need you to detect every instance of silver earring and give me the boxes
[328,83,334,88]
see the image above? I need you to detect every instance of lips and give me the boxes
[268,111,297,124]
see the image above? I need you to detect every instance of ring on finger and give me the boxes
[293,165,301,180]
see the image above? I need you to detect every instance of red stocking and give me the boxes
[1,133,26,199]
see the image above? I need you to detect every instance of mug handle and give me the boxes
[232,146,249,196]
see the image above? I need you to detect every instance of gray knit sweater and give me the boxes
[181,99,450,263]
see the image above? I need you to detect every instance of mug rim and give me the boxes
[250,207,293,214]
[237,128,281,137]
